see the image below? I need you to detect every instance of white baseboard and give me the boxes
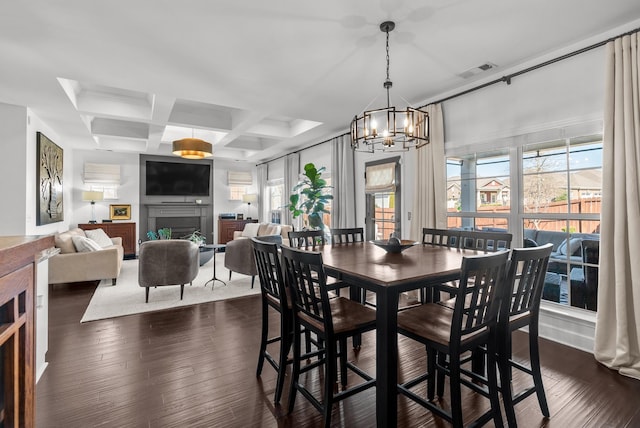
[36,361,48,383]
[537,303,596,354]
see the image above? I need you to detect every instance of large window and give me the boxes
[447,134,602,311]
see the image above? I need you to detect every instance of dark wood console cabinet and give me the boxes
[218,219,258,244]
[79,222,137,258]
[0,235,55,427]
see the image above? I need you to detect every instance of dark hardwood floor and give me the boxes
[37,282,640,427]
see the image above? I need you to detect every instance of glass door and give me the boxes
[364,157,401,240]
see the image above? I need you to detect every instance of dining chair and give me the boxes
[459,230,513,252]
[330,227,364,244]
[397,250,509,427]
[498,243,553,427]
[251,236,291,404]
[422,227,461,248]
[288,229,326,250]
[420,227,462,303]
[281,246,376,428]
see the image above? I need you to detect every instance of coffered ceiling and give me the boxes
[2,1,640,162]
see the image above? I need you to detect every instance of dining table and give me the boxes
[320,241,476,428]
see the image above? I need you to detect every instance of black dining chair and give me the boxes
[422,227,461,248]
[498,243,553,427]
[330,227,364,244]
[397,251,509,427]
[251,237,291,404]
[288,229,326,250]
[459,230,513,252]
[281,246,376,428]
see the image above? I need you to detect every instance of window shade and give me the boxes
[365,162,396,193]
[83,163,121,184]
[227,170,253,186]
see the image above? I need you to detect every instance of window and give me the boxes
[267,179,284,223]
[446,134,602,311]
[446,150,510,231]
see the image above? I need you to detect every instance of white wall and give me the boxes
[0,103,27,235]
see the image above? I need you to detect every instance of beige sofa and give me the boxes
[225,223,292,287]
[48,228,124,285]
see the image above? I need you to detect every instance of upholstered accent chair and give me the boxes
[138,240,199,303]
[224,223,292,287]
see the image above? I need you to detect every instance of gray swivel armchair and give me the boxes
[138,240,200,303]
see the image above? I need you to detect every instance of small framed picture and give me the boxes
[110,204,131,220]
[236,213,244,220]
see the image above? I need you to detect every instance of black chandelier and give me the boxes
[350,21,429,152]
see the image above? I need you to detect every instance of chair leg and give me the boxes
[436,351,446,398]
[486,338,504,428]
[145,287,149,303]
[256,301,269,377]
[274,308,292,405]
[498,335,517,428]
[449,356,464,428]
[229,271,232,281]
[339,337,348,389]
[426,346,436,400]
[529,324,550,417]
[251,275,255,288]
[323,338,337,428]
[288,322,302,414]
[180,284,184,300]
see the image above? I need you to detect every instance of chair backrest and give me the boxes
[501,243,553,328]
[251,237,287,309]
[280,246,333,335]
[452,251,509,342]
[138,240,199,287]
[459,230,512,252]
[422,227,461,248]
[331,227,364,244]
[288,230,326,250]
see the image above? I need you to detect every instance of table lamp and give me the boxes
[82,190,104,224]
[242,193,258,219]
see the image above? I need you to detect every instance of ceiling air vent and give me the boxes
[459,62,498,79]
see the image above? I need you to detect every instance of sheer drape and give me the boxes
[283,153,300,228]
[594,32,640,380]
[409,103,446,241]
[257,163,268,222]
[331,135,356,228]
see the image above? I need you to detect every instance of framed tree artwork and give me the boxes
[36,132,64,225]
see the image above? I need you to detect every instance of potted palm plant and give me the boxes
[288,162,332,230]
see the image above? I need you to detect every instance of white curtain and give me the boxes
[594,32,640,380]
[256,163,268,222]
[409,103,446,241]
[331,134,357,229]
[283,153,300,228]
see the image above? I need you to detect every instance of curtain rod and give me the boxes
[257,26,639,166]
[425,26,640,107]
[256,131,349,166]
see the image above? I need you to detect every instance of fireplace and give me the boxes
[146,204,210,241]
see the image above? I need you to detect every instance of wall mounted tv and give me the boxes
[145,161,211,196]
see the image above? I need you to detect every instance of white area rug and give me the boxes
[81,253,259,322]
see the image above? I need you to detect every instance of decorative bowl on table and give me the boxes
[371,239,419,254]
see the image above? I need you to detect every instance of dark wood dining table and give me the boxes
[320,241,474,428]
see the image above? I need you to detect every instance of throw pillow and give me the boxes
[84,228,113,248]
[72,236,102,252]
[260,224,281,236]
[241,223,261,238]
[523,238,538,248]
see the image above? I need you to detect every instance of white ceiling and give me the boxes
[2,1,640,163]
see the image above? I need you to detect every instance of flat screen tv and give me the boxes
[145,161,211,196]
